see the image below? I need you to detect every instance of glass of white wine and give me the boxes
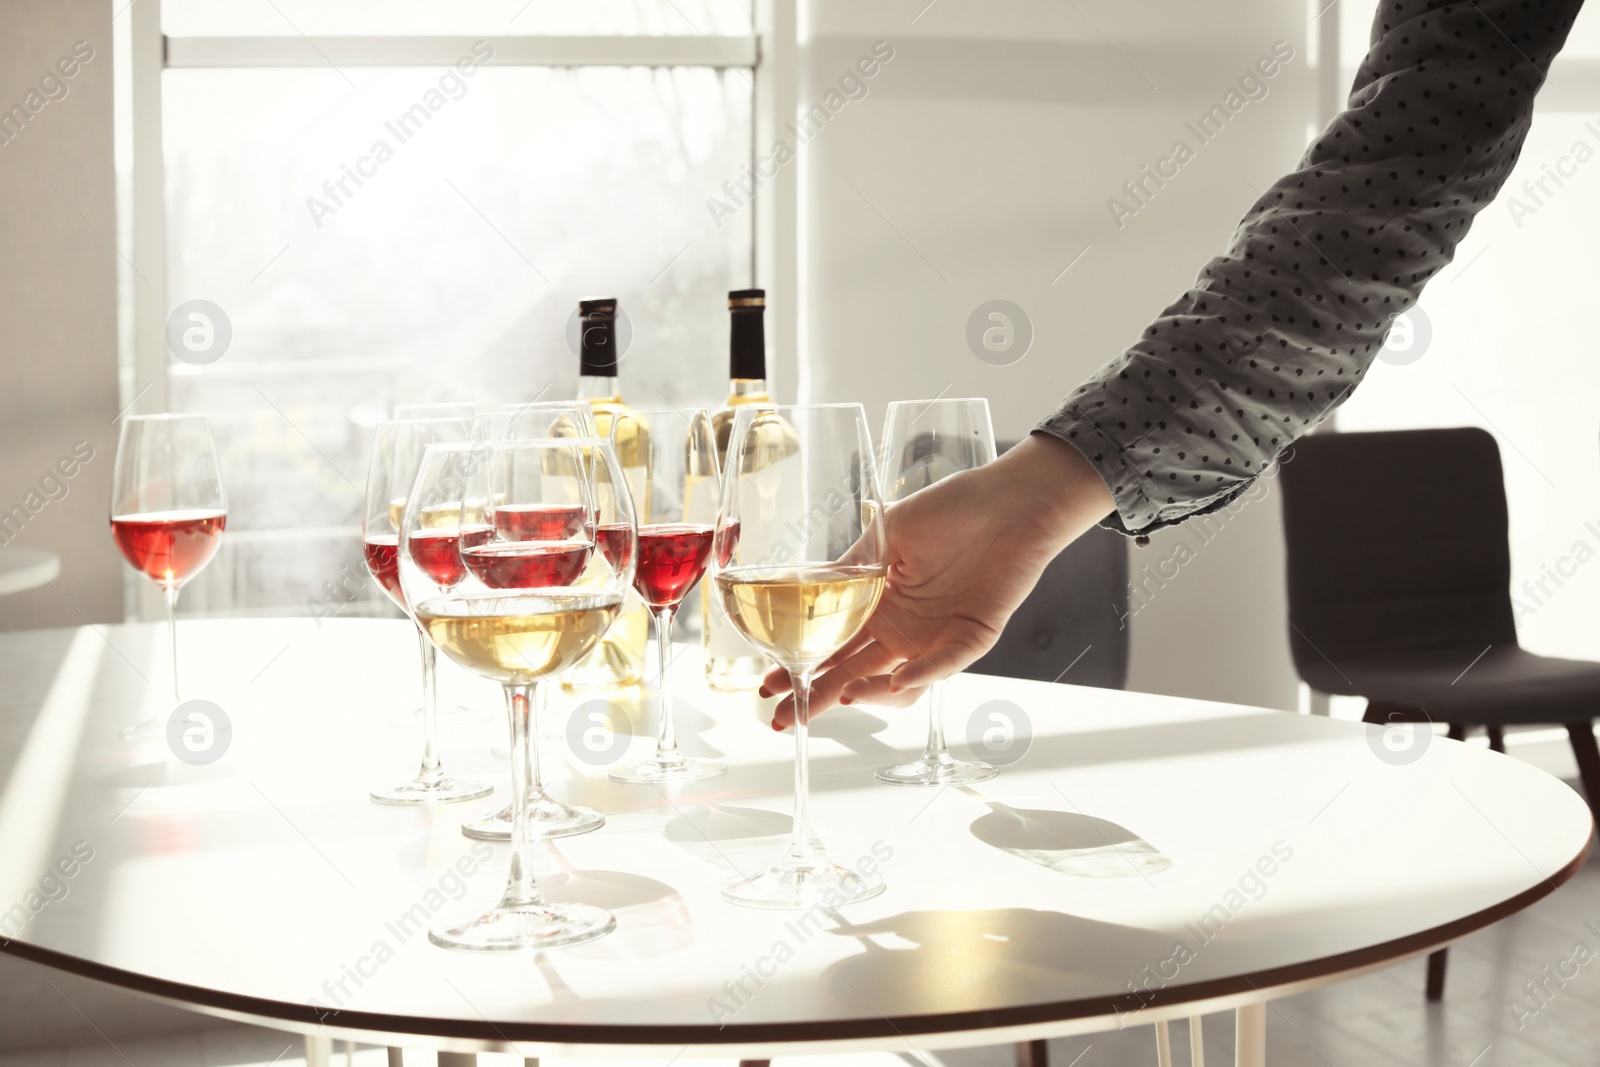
[399,438,636,951]
[712,403,889,909]
[874,398,999,786]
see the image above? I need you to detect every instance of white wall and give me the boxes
[798,0,1312,710]
[0,0,121,629]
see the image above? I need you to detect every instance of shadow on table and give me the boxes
[822,907,1238,1017]
[662,802,791,874]
[534,840,694,960]
[963,790,1173,879]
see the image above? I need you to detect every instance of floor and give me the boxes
[2,728,1593,1067]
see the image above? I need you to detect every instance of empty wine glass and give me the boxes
[609,409,727,783]
[875,398,1000,786]
[401,438,635,950]
[362,418,492,805]
[712,403,888,909]
[110,414,227,738]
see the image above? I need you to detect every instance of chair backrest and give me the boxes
[967,441,1130,689]
[1277,427,1517,692]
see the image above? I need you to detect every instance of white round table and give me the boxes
[0,618,1589,1067]
[0,548,60,595]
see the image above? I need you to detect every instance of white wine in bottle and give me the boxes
[563,297,648,690]
[704,289,780,690]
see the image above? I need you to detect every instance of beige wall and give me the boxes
[800,0,1309,710]
[0,0,121,629]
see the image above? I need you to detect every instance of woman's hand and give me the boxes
[761,433,1115,728]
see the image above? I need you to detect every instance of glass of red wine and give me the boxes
[458,434,639,841]
[874,398,1000,786]
[362,418,492,805]
[110,414,228,738]
[608,408,727,784]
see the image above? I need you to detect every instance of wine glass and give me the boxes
[400,438,635,950]
[874,398,999,786]
[472,403,596,443]
[362,418,492,805]
[110,414,227,738]
[459,431,637,842]
[609,409,727,783]
[712,403,888,909]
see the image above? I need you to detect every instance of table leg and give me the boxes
[1155,1020,1173,1067]
[738,1061,771,1067]
[1013,1040,1048,1067]
[306,1035,332,1067]
[1189,1016,1205,1067]
[438,1055,477,1066]
[1234,1002,1265,1067]
[387,1051,404,1067]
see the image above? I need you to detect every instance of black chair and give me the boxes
[1279,426,1600,1000]
[967,442,1130,690]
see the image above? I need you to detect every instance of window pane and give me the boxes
[163,0,752,37]
[1336,112,1600,663]
[161,65,752,615]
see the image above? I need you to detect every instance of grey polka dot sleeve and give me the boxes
[1037,0,1583,537]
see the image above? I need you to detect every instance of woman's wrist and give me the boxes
[987,432,1116,550]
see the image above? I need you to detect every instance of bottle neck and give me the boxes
[726,378,769,401]
[577,374,621,402]
[729,310,766,381]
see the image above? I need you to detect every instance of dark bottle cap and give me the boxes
[728,289,766,380]
[579,297,619,375]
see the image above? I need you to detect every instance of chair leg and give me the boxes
[1446,722,1465,742]
[1014,1039,1048,1067]
[1565,721,1600,822]
[1486,725,1506,753]
[1426,947,1448,1000]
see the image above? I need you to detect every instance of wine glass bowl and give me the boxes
[711,403,889,909]
[361,418,492,805]
[110,414,228,738]
[609,408,727,784]
[873,398,1000,788]
[399,438,634,951]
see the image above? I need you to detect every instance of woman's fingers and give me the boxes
[839,673,926,709]
[770,641,902,729]
[757,631,875,699]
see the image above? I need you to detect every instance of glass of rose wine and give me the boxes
[362,418,492,805]
[457,427,636,842]
[400,438,635,950]
[875,398,999,786]
[110,414,227,738]
[608,409,727,783]
[712,403,889,908]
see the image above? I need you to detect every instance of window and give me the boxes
[117,0,781,618]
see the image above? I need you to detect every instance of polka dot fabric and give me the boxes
[1037,0,1582,537]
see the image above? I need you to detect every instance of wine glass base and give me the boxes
[721,858,886,910]
[875,755,997,786]
[369,775,493,805]
[461,796,604,840]
[429,900,615,952]
[609,755,727,784]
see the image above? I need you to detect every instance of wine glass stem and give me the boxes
[921,679,949,761]
[503,681,545,909]
[653,607,679,760]
[416,626,443,784]
[787,668,817,862]
[164,586,180,708]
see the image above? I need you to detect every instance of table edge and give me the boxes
[2,826,1590,1049]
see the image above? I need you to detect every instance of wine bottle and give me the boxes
[563,297,649,690]
[704,289,780,690]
